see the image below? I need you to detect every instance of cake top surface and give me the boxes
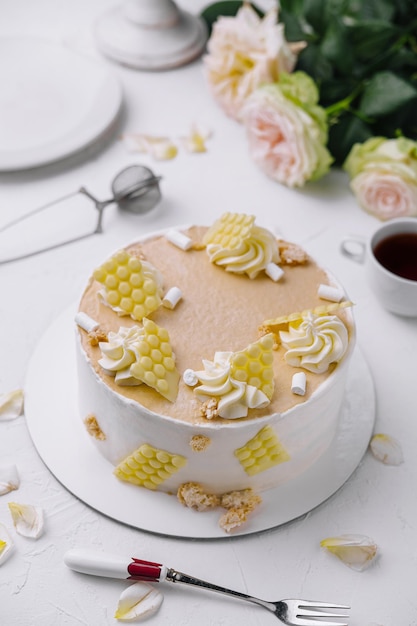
[77,215,354,425]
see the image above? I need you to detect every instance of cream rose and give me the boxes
[243,72,333,187]
[203,4,300,122]
[344,137,417,220]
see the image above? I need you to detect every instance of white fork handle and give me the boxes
[64,548,168,581]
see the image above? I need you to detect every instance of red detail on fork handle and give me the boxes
[127,558,163,582]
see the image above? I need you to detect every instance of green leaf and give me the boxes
[320,17,354,75]
[280,7,313,42]
[359,71,417,117]
[200,1,264,36]
[354,0,395,21]
[348,20,402,61]
[296,43,334,83]
[328,114,374,165]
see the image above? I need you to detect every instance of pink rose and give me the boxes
[203,5,300,122]
[344,137,417,220]
[350,171,417,220]
[243,74,332,187]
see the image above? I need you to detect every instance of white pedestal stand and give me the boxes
[94,0,208,70]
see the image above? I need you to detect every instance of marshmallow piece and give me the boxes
[75,312,99,333]
[265,262,284,282]
[291,372,306,396]
[318,284,344,302]
[166,229,193,251]
[162,286,183,310]
[183,368,198,387]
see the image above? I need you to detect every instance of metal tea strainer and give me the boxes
[0,164,162,264]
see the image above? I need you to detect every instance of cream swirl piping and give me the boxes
[207,225,280,278]
[203,213,280,279]
[279,312,349,374]
[194,352,270,419]
[98,326,143,385]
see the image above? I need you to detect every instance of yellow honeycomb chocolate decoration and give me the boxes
[230,334,275,399]
[130,318,179,402]
[114,443,187,490]
[263,300,354,331]
[93,249,162,321]
[203,212,255,250]
[234,426,290,476]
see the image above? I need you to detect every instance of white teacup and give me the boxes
[341,217,417,317]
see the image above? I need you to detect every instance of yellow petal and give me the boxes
[181,124,212,153]
[0,389,24,420]
[147,138,178,161]
[321,534,378,571]
[370,433,404,465]
[0,464,20,495]
[114,582,163,621]
[0,523,14,565]
[8,502,44,539]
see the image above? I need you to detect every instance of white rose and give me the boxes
[203,5,299,122]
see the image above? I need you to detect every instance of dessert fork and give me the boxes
[64,549,349,626]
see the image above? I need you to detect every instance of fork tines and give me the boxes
[298,601,350,625]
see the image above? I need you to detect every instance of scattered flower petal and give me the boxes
[122,133,178,160]
[0,464,20,495]
[370,433,404,466]
[0,523,14,565]
[180,124,212,153]
[122,133,149,153]
[0,389,24,420]
[114,582,163,621]
[8,502,44,539]
[320,534,378,571]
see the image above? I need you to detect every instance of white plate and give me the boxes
[0,38,122,170]
[24,306,375,539]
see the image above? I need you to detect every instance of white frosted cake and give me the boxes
[75,213,355,531]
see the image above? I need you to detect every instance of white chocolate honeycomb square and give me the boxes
[93,249,161,321]
[130,318,179,402]
[114,443,187,490]
[230,334,275,399]
[203,212,255,250]
[234,426,290,476]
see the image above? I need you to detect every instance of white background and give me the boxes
[0,1,416,624]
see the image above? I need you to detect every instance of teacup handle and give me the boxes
[340,235,367,264]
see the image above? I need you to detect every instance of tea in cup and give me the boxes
[341,217,417,317]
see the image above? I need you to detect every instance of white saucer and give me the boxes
[0,38,122,171]
[24,306,375,539]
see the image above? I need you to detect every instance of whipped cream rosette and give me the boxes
[98,320,180,402]
[279,311,348,374]
[203,212,280,279]
[98,326,143,385]
[193,334,275,419]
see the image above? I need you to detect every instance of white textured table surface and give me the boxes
[1,1,416,624]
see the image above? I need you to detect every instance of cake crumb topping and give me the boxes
[189,434,211,452]
[87,327,108,346]
[278,240,309,265]
[177,482,220,511]
[258,324,280,348]
[199,398,219,420]
[177,483,262,532]
[84,414,106,440]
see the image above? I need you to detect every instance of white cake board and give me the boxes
[24,306,375,539]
